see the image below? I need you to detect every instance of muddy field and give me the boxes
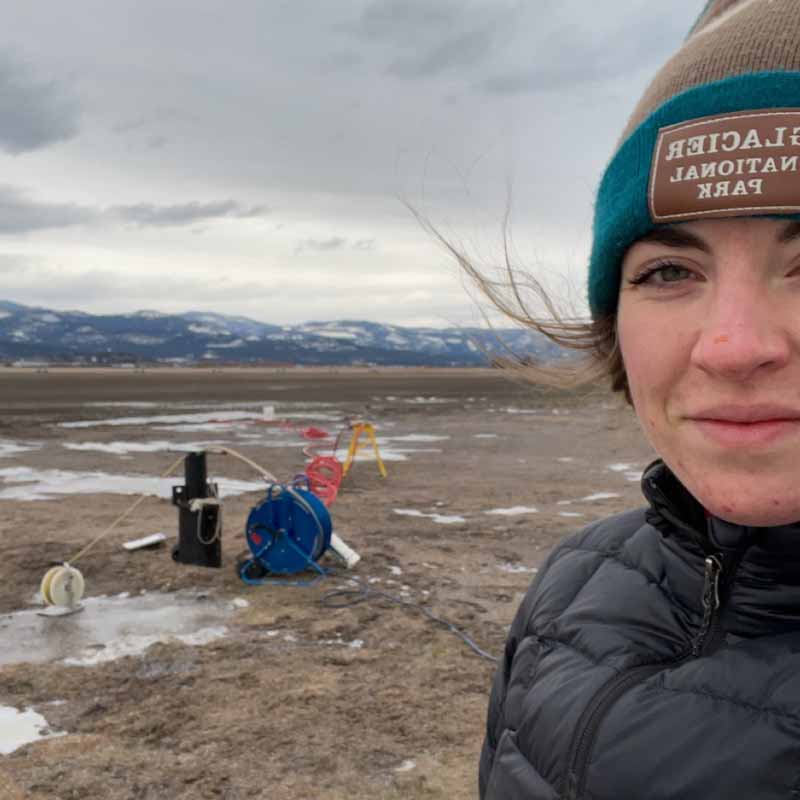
[0,367,654,799]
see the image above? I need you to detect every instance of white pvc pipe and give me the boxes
[329,533,361,569]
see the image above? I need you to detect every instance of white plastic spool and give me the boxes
[40,564,85,608]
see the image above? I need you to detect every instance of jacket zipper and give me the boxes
[564,553,726,800]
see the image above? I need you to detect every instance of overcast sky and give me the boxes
[0,0,701,327]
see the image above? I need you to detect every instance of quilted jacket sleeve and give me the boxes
[478,541,566,798]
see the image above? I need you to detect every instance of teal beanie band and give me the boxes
[588,71,800,318]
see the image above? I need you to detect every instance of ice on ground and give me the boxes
[155,422,251,433]
[0,467,264,501]
[61,410,258,429]
[607,463,634,472]
[497,563,539,574]
[393,508,466,525]
[607,463,642,482]
[402,396,455,404]
[484,506,539,516]
[0,592,236,667]
[63,440,228,455]
[85,401,158,408]
[382,434,450,442]
[353,446,442,463]
[0,706,65,754]
[0,440,42,458]
[65,626,228,666]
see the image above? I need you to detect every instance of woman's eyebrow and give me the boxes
[778,220,800,243]
[635,227,710,252]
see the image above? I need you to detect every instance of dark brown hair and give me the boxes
[410,205,629,401]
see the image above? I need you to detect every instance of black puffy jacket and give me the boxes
[480,460,800,799]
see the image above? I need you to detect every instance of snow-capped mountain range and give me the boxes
[0,300,564,367]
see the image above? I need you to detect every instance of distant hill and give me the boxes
[0,301,566,367]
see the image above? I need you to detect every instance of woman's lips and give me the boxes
[691,417,800,447]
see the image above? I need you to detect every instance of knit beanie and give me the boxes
[588,0,800,318]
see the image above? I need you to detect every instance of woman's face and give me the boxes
[618,217,800,526]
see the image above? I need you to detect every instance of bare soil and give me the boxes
[0,367,654,799]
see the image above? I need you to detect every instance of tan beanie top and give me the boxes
[621,0,800,143]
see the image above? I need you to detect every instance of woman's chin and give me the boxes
[692,486,800,527]
[671,465,800,527]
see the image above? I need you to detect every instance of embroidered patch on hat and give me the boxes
[649,109,800,222]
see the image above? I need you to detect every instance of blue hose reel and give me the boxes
[239,481,333,585]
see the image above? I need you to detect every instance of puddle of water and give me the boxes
[0,592,237,667]
[0,706,65,754]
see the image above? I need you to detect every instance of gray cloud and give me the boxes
[112,116,147,134]
[388,25,497,79]
[0,186,95,233]
[481,9,692,95]
[294,236,348,254]
[357,0,460,41]
[113,200,268,227]
[0,50,80,153]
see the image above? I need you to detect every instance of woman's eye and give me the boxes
[630,263,694,286]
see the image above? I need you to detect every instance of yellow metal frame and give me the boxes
[341,422,387,478]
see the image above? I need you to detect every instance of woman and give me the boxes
[479,1,800,798]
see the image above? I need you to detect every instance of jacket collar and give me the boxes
[642,459,800,636]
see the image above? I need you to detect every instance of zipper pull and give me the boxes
[692,555,722,656]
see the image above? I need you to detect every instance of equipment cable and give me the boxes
[321,574,498,663]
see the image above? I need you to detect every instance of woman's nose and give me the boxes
[690,288,792,381]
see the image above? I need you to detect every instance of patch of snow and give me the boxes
[208,339,245,349]
[383,434,450,442]
[393,508,465,525]
[0,467,264,501]
[63,626,228,666]
[60,410,257,428]
[402,396,455,405]
[484,506,539,516]
[0,440,42,458]
[0,706,65,754]
[474,433,498,439]
[579,492,621,502]
[63,440,227,455]
[315,330,358,340]
[85,401,158,408]
[122,334,166,345]
[559,512,585,518]
[497,563,539,574]
[504,407,539,414]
